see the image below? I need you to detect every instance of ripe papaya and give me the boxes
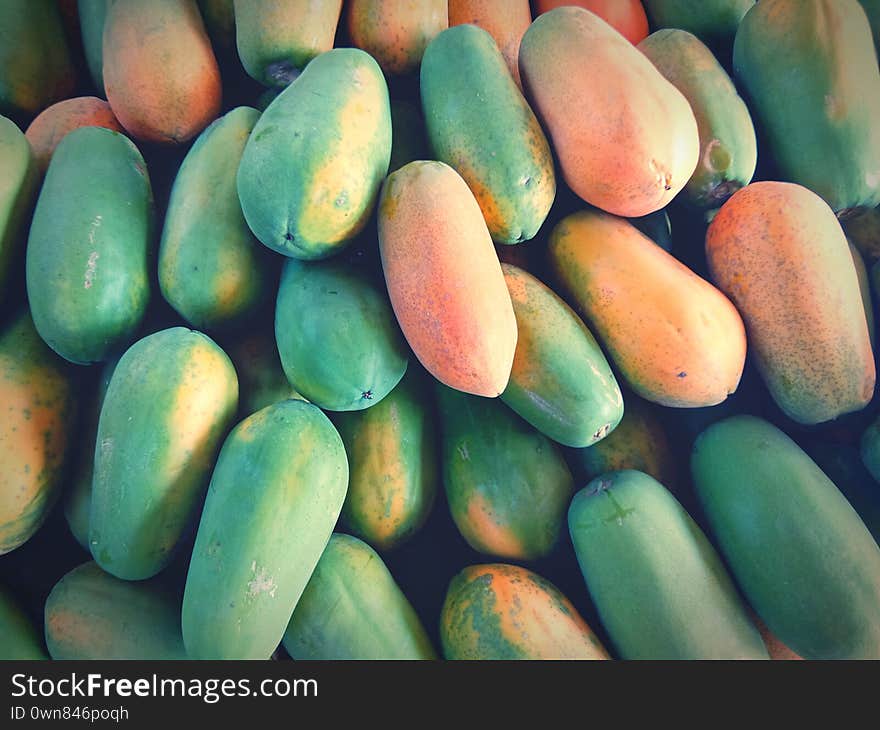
[638,29,756,209]
[275,257,409,412]
[26,127,154,365]
[569,470,768,659]
[378,161,517,397]
[691,415,880,660]
[420,25,555,244]
[103,0,221,144]
[90,327,238,580]
[706,181,875,425]
[182,400,348,660]
[388,100,429,174]
[225,328,302,418]
[45,562,186,660]
[447,0,531,88]
[0,116,38,293]
[0,310,76,555]
[334,369,436,552]
[0,587,46,659]
[78,0,110,96]
[346,0,447,76]
[283,534,436,659]
[643,0,754,48]
[534,1,648,45]
[160,107,271,331]
[440,563,609,660]
[500,264,622,447]
[519,7,699,217]
[237,49,391,259]
[732,0,880,213]
[437,385,574,561]
[549,209,746,408]
[233,0,342,86]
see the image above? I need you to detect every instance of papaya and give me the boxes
[25,97,122,174]
[691,415,880,660]
[753,615,802,661]
[78,0,110,95]
[346,0,447,76]
[500,264,622,447]
[388,100,429,174]
[44,561,186,660]
[437,385,574,561]
[638,29,756,209]
[569,470,768,659]
[706,181,875,425]
[275,257,409,411]
[629,208,672,251]
[447,0,531,88]
[199,0,236,52]
[233,0,342,86]
[534,0,649,45]
[0,310,76,555]
[103,0,222,144]
[283,534,435,659]
[519,7,699,217]
[851,240,876,348]
[237,49,391,259]
[643,0,754,47]
[440,563,609,660]
[0,587,46,659]
[420,25,555,244]
[334,369,436,551]
[844,206,880,263]
[568,394,678,489]
[159,107,271,331]
[378,161,517,397]
[549,209,746,408]
[225,328,302,418]
[0,0,76,118]
[90,327,238,581]
[732,0,880,213]
[26,126,154,365]
[182,399,348,660]
[0,116,38,293]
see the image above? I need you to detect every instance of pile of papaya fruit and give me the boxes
[2,0,880,662]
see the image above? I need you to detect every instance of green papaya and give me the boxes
[275,257,409,412]
[643,0,754,47]
[283,533,435,660]
[182,399,348,660]
[225,327,303,418]
[160,106,271,331]
[420,24,554,244]
[90,327,238,580]
[437,385,574,561]
[237,48,391,259]
[0,587,46,659]
[389,99,429,174]
[691,415,880,659]
[78,0,110,96]
[199,0,236,52]
[0,115,38,294]
[26,126,154,365]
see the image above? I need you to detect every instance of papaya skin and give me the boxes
[519,7,699,217]
[25,97,122,174]
[78,0,110,96]
[447,0,531,88]
[549,209,746,408]
[534,0,648,45]
[346,0,448,76]
[0,588,47,659]
[103,0,222,144]
[378,161,517,398]
[706,181,875,425]
[643,0,754,47]
[0,116,38,294]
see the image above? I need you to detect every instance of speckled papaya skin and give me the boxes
[45,561,186,660]
[549,209,746,408]
[103,0,222,144]
[535,1,648,45]
[90,328,238,581]
[500,264,622,448]
[0,116,38,294]
[519,7,699,217]
[237,49,391,260]
[440,563,609,660]
[283,534,436,659]
[732,0,880,213]
[437,385,574,561]
[334,369,436,552]
[0,311,76,555]
[233,0,342,86]
[706,181,875,425]
[420,25,555,244]
[0,587,46,659]
[378,161,517,397]
[182,400,348,660]
[346,0,448,76]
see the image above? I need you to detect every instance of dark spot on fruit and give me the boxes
[362,390,373,400]
[284,231,294,242]
[677,371,687,378]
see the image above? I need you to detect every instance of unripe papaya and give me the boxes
[225,328,302,418]
[519,7,699,217]
[78,0,110,96]
[378,161,517,397]
[0,116,38,293]
[199,0,236,53]
[643,0,754,48]
[534,1,649,45]
[0,587,46,659]
[706,181,875,425]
